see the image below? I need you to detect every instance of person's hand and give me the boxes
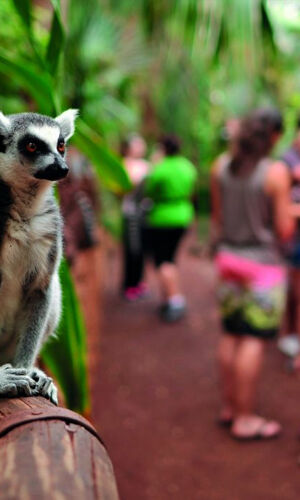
[292,165,300,182]
[290,203,300,218]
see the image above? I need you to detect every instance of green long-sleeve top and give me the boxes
[144,155,197,227]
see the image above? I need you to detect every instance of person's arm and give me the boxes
[266,161,295,243]
[124,158,150,187]
[291,164,300,182]
[290,204,300,218]
[209,159,223,252]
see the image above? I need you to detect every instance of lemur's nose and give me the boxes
[34,160,69,181]
[48,163,69,180]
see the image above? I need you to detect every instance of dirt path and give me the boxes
[90,234,300,500]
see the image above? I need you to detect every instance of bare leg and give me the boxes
[292,270,300,335]
[231,336,281,438]
[157,262,186,322]
[234,336,265,415]
[288,269,300,369]
[158,262,181,301]
[283,267,296,334]
[217,333,239,421]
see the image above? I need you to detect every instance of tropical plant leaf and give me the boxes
[41,259,90,414]
[47,0,65,76]
[0,55,56,114]
[11,0,46,69]
[260,0,276,51]
[49,0,61,10]
[74,118,132,193]
[11,0,32,30]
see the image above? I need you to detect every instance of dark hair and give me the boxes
[160,134,181,156]
[230,108,283,175]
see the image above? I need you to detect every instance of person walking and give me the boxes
[121,135,149,301]
[278,117,300,361]
[143,134,197,322]
[211,109,294,440]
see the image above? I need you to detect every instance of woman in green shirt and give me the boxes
[144,135,197,321]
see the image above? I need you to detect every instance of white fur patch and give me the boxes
[0,112,11,133]
[27,125,60,152]
[38,154,55,169]
[55,109,78,140]
[0,204,61,360]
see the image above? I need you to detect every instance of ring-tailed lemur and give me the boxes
[0,109,78,405]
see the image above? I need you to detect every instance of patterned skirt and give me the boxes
[215,251,287,340]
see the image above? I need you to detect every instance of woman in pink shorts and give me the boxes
[211,109,294,440]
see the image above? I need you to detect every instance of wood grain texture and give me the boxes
[0,397,119,500]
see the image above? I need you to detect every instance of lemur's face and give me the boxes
[0,109,78,183]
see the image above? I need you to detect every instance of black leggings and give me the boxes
[122,216,144,290]
[143,226,186,268]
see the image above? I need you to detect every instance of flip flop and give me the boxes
[231,420,282,441]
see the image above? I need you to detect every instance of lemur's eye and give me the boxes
[57,141,65,154]
[26,142,37,153]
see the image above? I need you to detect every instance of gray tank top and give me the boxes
[218,157,283,265]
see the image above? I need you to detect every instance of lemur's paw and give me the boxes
[0,364,37,397]
[29,368,58,405]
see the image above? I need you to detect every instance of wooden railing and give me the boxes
[0,396,119,500]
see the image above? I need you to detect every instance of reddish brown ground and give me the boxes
[90,233,300,500]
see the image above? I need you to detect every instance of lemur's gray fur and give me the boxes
[0,109,78,404]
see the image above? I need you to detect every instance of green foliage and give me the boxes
[0,55,56,114]
[12,0,32,28]
[0,0,131,192]
[46,0,65,76]
[0,0,132,413]
[41,260,89,414]
[3,0,300,410]
[74,119,131,192]
[64,0,149,138]
[102,0,289,168]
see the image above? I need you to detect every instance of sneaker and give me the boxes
[159,302,186,323]
[278,334,300,357]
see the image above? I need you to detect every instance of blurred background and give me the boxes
[3,1,300,499]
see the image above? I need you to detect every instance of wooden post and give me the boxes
[0,396,119,500]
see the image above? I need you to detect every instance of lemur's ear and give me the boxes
[0,112,11,136]
[55,109,79,141]
[0,112,11,153]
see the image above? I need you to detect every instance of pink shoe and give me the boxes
[123,287,139,302]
